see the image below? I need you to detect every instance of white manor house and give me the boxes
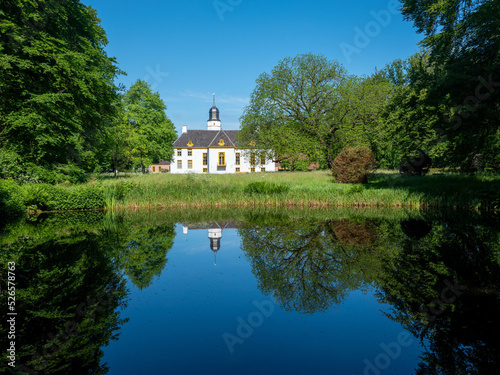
[169,97,276,174]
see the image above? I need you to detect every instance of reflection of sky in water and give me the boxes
[103,225,424,375]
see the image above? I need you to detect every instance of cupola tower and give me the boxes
[207,93,221,131]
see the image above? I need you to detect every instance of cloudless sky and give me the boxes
[83,0,423,133]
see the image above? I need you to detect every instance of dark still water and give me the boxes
[1,209,499,375]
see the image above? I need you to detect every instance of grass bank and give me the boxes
[1,171,499,218]
[96,170,500,211]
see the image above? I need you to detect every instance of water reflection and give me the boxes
[239,216,381,314]
[377,217,500,374]
[0,213,129,375]
[0,209,499,374]
[181,221,238,265]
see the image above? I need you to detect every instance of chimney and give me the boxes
[182,125,187,134]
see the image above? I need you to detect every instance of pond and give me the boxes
[1,208,499,375]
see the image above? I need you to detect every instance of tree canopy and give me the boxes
[238,54,374,168]
[116,79,177,172]
[397,0,500,171]
[239,53,395,170]
[0,0,122,179]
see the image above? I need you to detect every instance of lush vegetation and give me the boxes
[111,79,177,173]
[0,0,498,219]
[239,0,499,173]
[2,172,497,221]
[0,1,175,183]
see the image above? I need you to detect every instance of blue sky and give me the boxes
[83,0,423,133]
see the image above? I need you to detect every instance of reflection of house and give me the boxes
[149,160,170,173]
[171,95,276,174]
[181,221,238,265]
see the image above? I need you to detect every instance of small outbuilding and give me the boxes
[149,160,170,173]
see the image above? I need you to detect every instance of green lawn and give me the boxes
[92,170,499,211]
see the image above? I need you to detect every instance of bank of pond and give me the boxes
[0,207,499,374]
[1,172,499,219]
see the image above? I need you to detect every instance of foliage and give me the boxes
[244,181,290,195]
[374,52,449,169]
[0,179,25,220]
[0,0,122,176]
[45,185,105,211]
[477,184,500,211]
[331,147,377,184]
[239,54,358,167]
[399,151,432,176]
[398,0,500,171]
[114,79,177,172]
[291,157,313,172]
[22,183,51,211]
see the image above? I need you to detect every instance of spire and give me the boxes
[208,92,221,128]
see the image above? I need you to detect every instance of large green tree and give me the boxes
[399,0,500,171]
[375,52,451,169]
[0,0,122,178]
[118,79,176,172]
[238,53,364,168]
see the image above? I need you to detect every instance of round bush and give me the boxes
[331,147,377,184]
[399,151,431,176]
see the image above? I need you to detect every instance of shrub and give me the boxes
[244,181,290,195]
[22,183,51,211]
[293,157,311,171]
[331,147,377,184]
[399,151,431,176]
[346,184,365,195]
[46,185,105,211]
[0,179,26,219]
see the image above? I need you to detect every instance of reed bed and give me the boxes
[94,170,499,211]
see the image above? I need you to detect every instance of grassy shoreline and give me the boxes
[1,171,499,218]
[97,170,500,211]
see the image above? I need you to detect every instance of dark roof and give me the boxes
[208,105,220,122]
[173,129,240,148]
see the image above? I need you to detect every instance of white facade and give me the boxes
[171,147,275,174]
[170,100,276,174]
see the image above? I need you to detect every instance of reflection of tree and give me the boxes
[0,212,177,374]
[0,229,128,375]
[115,225,176,289]
[332,219,377,247]
[377,219,500,374]
[239,216,382,314]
